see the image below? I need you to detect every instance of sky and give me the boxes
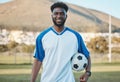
[59,0,120,19]
[0,0,120,19]
[0,0,12,3]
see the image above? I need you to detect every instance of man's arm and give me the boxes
[80,56,91,82]
[30,58,42,82]
[86,56,91,72]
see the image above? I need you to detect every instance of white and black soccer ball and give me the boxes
[71,53,88,71]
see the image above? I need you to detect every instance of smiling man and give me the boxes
[31,2,91,82]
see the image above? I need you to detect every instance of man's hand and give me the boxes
[80,72,89,82]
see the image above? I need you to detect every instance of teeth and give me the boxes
[57,19,62,21]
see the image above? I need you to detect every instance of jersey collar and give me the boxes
[51,26,67,35]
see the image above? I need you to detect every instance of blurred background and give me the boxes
[0,0,120,82]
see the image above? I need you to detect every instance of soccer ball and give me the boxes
[71,53,88,71]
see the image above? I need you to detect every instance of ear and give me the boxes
[51,14,53,18]
[65,14,67,19]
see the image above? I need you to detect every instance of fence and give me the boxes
[0,52,33,64]
[0,32,120,64]
[0,51,120,64]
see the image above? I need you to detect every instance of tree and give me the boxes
[87,36,108,53]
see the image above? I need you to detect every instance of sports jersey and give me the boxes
[34,26,90,82]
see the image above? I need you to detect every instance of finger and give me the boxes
[80,77,85,81]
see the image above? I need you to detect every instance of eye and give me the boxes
[52,12,65,16]
[60,12,65,16]
[53,12,58,15]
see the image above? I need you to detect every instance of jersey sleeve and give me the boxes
[67,28,90,58]
[77,33,90,59]
[33,34,45,62]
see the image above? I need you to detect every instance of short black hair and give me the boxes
[50,2,68,12]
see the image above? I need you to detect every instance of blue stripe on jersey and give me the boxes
[34,27,51,62]
[51,27,67,35]
[67,28,90,58]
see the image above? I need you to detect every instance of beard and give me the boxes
[52,18,66,27]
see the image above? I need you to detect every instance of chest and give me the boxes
[42,32,78,50]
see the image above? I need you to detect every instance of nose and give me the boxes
[56,13,62,18]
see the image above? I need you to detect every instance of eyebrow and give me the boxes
[52,8,67,14]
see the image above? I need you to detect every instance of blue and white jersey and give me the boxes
[34,26,90,82]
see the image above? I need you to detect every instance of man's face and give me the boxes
[52,7,67,27]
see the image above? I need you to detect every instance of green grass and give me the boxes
[0,72,120,82]
[74,71,120,82]
[0,64,120,82]
[0,64,32,69]
[0,74,32,82]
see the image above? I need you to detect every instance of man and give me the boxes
[31,2,91,82]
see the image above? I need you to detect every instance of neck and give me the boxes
[53,25,64,33]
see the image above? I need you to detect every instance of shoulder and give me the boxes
[37,27,52,41]
[66,27,82,38]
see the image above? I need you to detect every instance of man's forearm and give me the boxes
[30,59,42,82]
[85,56,91,77]
[86,56,91,72]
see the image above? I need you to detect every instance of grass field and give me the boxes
[0,63,120,82]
